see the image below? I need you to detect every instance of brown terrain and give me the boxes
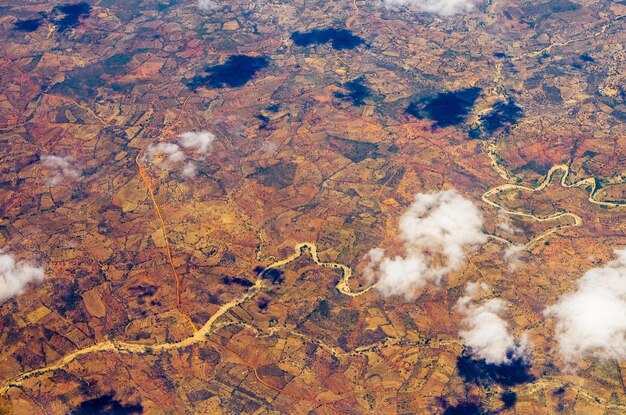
[0,0,625,414]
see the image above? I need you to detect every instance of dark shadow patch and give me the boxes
[579,53,594,63]
[501,391,517,409]
[406,87,481,128]
[291,28,364,50]
[103,53,132,75]
[544,0,581,13]
[188,55,269,89]
[247,162,297,189]
[260,268,284,284]
[222,276,254,287]
[99,0,141,22]
[328,136,378,163]
[443,402,484,415]
[314,299,331,318]
[55,279,81,315]
[515,160,551,176]
[522,0,580,16]
[49,64,105,98]
[257,297,269,311]
[71,394,143,415]
[468,125,482,140]
[457,355,535,387]
[256,114,270,130]
[157,0,177,11]
[334,76,371,106]
[266,103,280,112]
[542,84,563,104]
[14,17,45,32]
[479,98,523,135]
[552,385,569,412]
[51,2,92,33]
[111,82,133,92]
[406,102,422,120]
[256,114,270,124]
[524,75,542,90]
[218,250,236,266]
[128,284,158,306]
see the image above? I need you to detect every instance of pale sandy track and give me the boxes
[263,242,374,297]
[483,142,624,248]
[0,280,262,396]
[4,135,624,406]
[0,243,369,396]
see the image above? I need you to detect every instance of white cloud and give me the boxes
[496,209,517,234]
[364,248,429,298]
[260,141,278,155]
[142,131,215,177]
[182,161,198,178]
[545,249,626,361]
[456,282,529,364]
[365,190,486,299]
[503,245,526,271]
[382,0,481,16]
[198,0,218,11]
[41,155,81,186]
[0,252,45,303]
[143,142,186,169]
[179,131,215,154]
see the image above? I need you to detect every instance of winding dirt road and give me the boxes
[262,242,375,297]
[4,125,625,412]
[483,142,625,248]
[0,241,370,406]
